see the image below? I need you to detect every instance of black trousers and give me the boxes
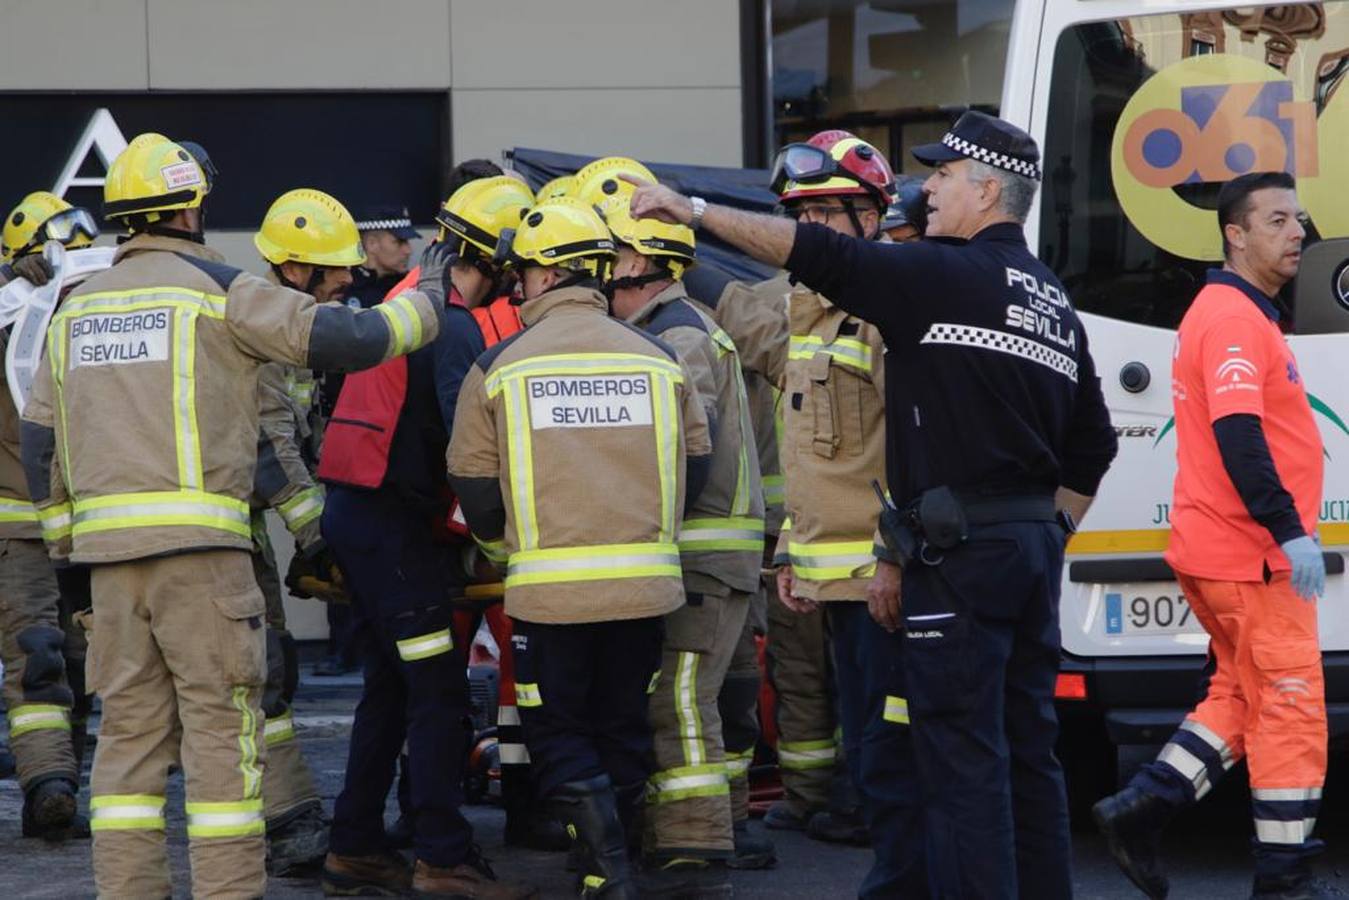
[511,616,663,798]
[901,521,1070,900]
[322,487,473,867]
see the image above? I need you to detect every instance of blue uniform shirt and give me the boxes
[785,221,1117,505]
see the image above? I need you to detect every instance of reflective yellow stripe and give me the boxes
[502,377,538,550]
[724,749,753,778]
[277,486,325,532]
[583,874,607,891]
[483,352,685,396]
[673,651,704,766]
[506,542,682,588]
[678,515,765,552]
[762,475,785,507]
[653,373,679,542]
[8,704,71,736]
[56,287,226,320]
[232,686,262,801]
[377,294,423,356]
[778,738,836,770]
[0,497,37,523]
[515,682,543,707]
[396,628,453,662]
[287,372,315,408]
[172,306,202,488]
[71,490,251,538]
[90,793,166,831]
[788,335,872,373]
[648,764,729,804]
[647,669,662,695]
[264,710,295,746]
[37,503,72,541]
[709,326,738,358]
[475,535,508,565]
[185,798,265,838]
[884,696,910,725]
[788,539,877,581]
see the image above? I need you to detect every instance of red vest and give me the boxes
[316,273,522,494]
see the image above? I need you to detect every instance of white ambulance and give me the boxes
[1002,0,1349,798]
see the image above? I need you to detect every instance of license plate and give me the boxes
[1103,585,1207,636]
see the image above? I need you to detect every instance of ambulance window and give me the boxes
[1038,5,1349,329]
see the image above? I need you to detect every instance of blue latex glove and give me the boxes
[1280,535,1326,601]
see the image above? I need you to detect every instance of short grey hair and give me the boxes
[965,160,1038,223]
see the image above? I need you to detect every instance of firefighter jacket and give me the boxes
[447,285,713,625]
[716,274,887,602]
[627,281,763,594]
[21,233,439,565]
[254,361,325,553]
[0,353,39,541]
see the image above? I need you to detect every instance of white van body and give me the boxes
[1002,0,1349,745]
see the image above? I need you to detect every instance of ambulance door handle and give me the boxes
[1119,361,1150,393]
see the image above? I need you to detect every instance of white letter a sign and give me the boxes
[52,109,129,198]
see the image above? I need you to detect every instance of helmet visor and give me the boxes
[769,144,837,194]
[17,207,99,257]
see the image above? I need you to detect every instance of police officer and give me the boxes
[586,158,771,883]
[629,109,1118,899]
[21,132,441,899]
[348,204,419,309]
[448,196,713,899]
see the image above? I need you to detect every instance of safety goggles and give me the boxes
[769,143,852,194]
[14,207,99,259]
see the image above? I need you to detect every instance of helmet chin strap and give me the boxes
[841,198,880,241]
[601,268,671,299]
[273,263,325,295]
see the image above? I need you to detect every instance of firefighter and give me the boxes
[448,196,713,899]
[316,174,540,899]
[250,187,373,874]
[0,191,98,841]
[581,158,772,885]
[680,132,927,894]
[20,132,441,899]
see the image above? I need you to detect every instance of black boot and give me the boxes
[553,775,639,899]
[22,776,86,841]
[1093,786,1176,899]
[613,780,646,859]
[503,766,570,852]
[266,802,330,876]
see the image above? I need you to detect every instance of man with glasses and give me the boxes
[688,131,928,896]
[0,191,98,841]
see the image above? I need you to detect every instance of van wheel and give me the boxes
[1057,710,1117,831]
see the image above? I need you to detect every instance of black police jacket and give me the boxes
[785,221,1117,506]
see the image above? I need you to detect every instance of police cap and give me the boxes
[911,110,1041,181]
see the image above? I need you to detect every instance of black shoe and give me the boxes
[1093,786,1175,899]
[268,804,330,876]
[22,777,81,840]
[1251,864,1344,899]
[762,801,810,832]
[553,775,639,900]
[505,805,571,852]
[727,820,776,870]
[806,808,868,846]
[386,812,415,850]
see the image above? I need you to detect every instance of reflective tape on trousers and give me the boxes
[185,799,265,838]
[90,793,167,831]
[8,704,71,736]
[396,628,453,662]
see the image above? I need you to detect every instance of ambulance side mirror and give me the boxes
[1291,237,1349,334]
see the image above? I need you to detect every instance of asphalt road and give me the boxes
[4,667,1349,899]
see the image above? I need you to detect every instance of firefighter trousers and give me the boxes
[55,564,92,766]
[323,488,474,868]
[511,615,664,798]
[87,549,268,900]
[0,538,78,793]
[646,578,750,858]
[250,533,320,825]
[765,583,836,817]
[719,584,764,824]
[1133,570,1326,880]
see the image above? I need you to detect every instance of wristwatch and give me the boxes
[689,196,707,230]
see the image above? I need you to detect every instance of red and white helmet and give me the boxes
[773,130,897,211]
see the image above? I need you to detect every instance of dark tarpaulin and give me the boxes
[506,147,779,285]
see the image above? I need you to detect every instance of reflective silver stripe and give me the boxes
[396,629,453,661]
[264,711,295,745]
[509,551,678,575]
[0,498,37,522]
[1255,817,1317,845]
[1252,788,1323,802]
[278,488,324,531]
[778,746,836,764]
[187,810,264,828]
[497,705,521,727]
[1179,719,1235,767]
[1157,741,1213,799]
[649,771,727,792]
[499,744,531,765]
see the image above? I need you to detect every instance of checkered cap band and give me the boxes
[355,217,414,232]
[941,133,1041,181]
